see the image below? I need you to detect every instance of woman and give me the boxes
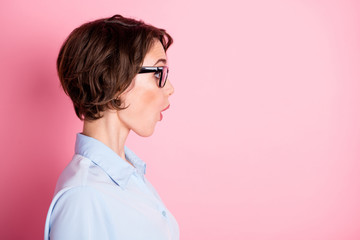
[44,14,179,240]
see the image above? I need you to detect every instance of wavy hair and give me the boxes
[57,14,173,120]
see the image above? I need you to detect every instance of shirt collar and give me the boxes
[75,133,147,189]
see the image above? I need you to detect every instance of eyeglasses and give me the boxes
[138,66,169,88]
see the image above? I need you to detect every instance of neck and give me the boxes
[81,111,132,166]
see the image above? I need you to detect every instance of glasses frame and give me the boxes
[138,66,169,88]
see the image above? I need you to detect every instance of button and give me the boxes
[162,210,167,217]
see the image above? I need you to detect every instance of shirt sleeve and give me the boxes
[49,186,115,240]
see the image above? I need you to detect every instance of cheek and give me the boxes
[125,89,163,136]
[125,88,163,123]
[138,90,164,120]
[142,89,162,106]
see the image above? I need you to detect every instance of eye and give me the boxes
[154,71,161,79]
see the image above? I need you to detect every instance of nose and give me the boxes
[165,80,174,96]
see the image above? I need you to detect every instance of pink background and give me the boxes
[1,0,359,239]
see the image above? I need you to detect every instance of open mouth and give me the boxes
[160,104,170,121]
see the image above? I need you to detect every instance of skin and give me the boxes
[81,40,174,166]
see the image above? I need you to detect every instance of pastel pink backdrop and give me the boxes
[0,0,359,239]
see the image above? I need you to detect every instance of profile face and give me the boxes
[117,40,174,137]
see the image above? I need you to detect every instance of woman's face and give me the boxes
[117,40,174,137]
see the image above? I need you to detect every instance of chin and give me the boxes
[133,127,155,137]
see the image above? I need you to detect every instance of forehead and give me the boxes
[142,40,167,66]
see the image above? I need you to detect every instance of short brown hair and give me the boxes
[57,14,173,121]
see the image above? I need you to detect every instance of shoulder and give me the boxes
[48,186,112,239]
[53,154,110,195]
[52,185,106,214]
[45,155,117,239]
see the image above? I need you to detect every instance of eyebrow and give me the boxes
[153,58,167,66]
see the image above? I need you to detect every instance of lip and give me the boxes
[160,104,170,121]
[161,104,170,112]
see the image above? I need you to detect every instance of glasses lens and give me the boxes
[161,67,168,88]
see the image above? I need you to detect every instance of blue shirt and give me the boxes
[44,133,179,240]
